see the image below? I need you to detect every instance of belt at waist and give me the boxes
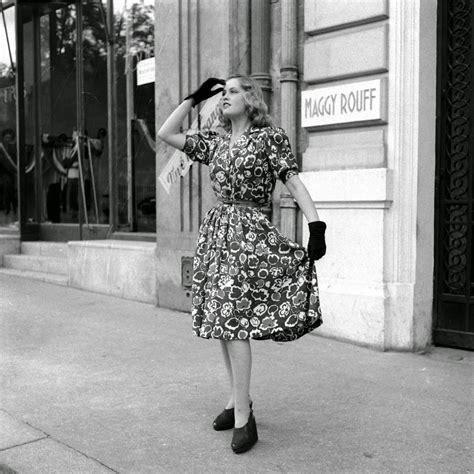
[218,198,269,208]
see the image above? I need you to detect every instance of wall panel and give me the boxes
[305,0,388,34]
[302,129,386,171]
[304,24,388,83]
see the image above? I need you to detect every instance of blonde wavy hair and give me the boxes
[217,75,273,131]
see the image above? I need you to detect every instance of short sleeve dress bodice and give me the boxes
[183,126,322,342]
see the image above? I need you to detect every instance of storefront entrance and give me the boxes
[434,0,473,350]
[1,0,155,241]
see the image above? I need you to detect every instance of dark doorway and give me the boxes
[434,0,474,350]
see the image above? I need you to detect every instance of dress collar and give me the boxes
[225,125,263,144]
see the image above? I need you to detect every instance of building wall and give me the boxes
[154,0,438,350]
[154,0,279,312]
[301,0,437,350]
[154,0,239,310]
[301,0,389,348]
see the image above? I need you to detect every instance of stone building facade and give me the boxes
[2,0,470,352]
[155,0,472,351]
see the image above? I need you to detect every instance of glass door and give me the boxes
[14,1,111,240]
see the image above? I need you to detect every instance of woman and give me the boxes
[158,75,326,454]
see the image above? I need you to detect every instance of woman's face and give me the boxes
[221,78,247,119]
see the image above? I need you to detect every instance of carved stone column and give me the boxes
[229,0,251,75]
[279,0,298,240]
[384,0,437,350]
[250,0,272,105]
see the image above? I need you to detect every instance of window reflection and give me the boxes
[1,1,156,232]
[116,0,155,232]
[0,5,17,224]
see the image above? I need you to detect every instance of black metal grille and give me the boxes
[434,0,474,349]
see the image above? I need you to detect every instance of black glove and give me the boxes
[307,221,327,265]
[185,77,225,107]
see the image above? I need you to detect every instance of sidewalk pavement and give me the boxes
[0,274,472,474]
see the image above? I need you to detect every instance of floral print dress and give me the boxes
[183,126,322,342]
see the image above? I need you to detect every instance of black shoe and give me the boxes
[231,411,258,454]
[213,407,234,431]
[213,401,253,431]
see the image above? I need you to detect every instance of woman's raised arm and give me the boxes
[157,99,193,151]
[157,78,225,151]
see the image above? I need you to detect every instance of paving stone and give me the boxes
[0,438,113,474]
[0,412,46,451]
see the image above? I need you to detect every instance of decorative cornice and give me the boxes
[313,200,393,209]
[280,193,297,208]
[280,66,299,83]
[250,72,272,92]
[305,15,389,37]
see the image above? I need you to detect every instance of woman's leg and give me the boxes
[219,340,235,409]
[226,339,252,428]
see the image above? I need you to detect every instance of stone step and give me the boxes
[20,242,69,258]
[0,226,19,236]
[0,234,20,240]
[3,255,68,275]
[0,268,68,286]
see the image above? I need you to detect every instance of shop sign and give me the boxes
[301,79,382,127]
[159,93,222,194]
[137,57,155,85]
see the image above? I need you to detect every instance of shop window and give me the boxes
[2,1,155,234]
[0,4,17,225]
[115,0,155,232]
[40,2,109,225]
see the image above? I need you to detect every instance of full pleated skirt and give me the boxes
[191,204,323,342]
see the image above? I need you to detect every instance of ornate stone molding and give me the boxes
[250,0,272,102]
[280,66,298,84]
[249,73,273,92]
[229,0,251,75]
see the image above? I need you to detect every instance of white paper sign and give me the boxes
[158,151,193,193]
[301,79,382,127]
[137,57,155,86]
[158,93,222,194]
